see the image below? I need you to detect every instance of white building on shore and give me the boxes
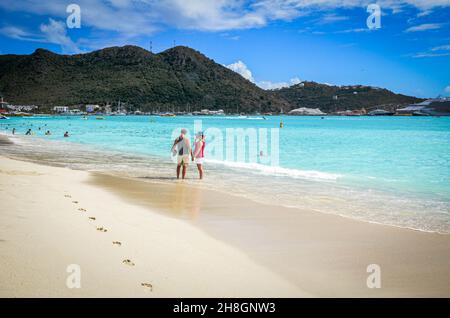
[85,104,99,113]
[6,105,38,112]
[288,107,326,116]
[53,106,69,113]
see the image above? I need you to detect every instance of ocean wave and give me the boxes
[3,130,449,233]
[223,116,265,120]
[205,159,341,181]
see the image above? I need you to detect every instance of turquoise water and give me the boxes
[1,115,449,232]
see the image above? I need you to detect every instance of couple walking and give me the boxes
[172,128,205,180]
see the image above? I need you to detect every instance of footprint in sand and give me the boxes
[122,259,135,266]
[64,194,72,198]
[96,227,108,232]
[88,217,96,221]
[72,201,78,204]
[141,283,153,291]
[78,208,87,212]
[112,241,122,246]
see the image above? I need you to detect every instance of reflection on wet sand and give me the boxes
[88,172,450,297]
[92,173,203,220]
[0,135,13,145]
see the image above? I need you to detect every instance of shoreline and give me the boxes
[1,130,448,234]
[1,134,450,297]
[3,113,450,117]
[90,173,450,297]
[0,155,306,297]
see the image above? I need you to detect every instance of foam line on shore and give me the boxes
[206,159,341,181]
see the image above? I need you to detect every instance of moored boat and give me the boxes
[367,109,395,116]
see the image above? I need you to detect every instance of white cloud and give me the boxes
[317,13,349,24]
[220,33,241,40]
[1,0,449,53]
[0,26,39,41]
[445,86,450,93]
[226,60,255,82]
[412,52,450,58]
[153,0,267,31]
[336,28,372,33]
[1,0,449,37]
[39,19,81,53]
[107,0,133,9]
[226,60,301,89]
[411,43,450,58]
[405,23,442,32]
[417,10,432,17]
[257,77,302,90]
[0,19,81,53]
[0,0,158,37]
[431,45,450,51]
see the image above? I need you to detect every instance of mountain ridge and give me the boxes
[0,45,423,113]
[272,81,423,113]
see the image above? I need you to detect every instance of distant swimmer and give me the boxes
[280,120,283,128]
[64,131,69,137]
[171,128,192,180]
[12,128,15,135]
[45,130,51,135]
[25,129,32,135]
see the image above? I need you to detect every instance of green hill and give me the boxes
[272,81,423,113]
[0,45,287,113]
[0,45,423,113]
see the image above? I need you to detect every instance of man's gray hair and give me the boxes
[181,128,188,134]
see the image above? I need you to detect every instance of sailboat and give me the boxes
[115,100,127,116]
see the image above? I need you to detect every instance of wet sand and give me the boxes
[91,173,450,297]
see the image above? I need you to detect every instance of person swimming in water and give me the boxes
[64,131,69,137]
[192,131,205,180]
[45,130,51,135]
[25,129,32,135]
[171,128,192,179]
[12,128,15,135]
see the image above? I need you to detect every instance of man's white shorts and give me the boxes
[177,154,190,165]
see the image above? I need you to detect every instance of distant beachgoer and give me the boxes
[172,128,192,179]
[12,128,15,135]
[192,131,205,180]
[45,130,51,135]
[25,129,32,135]
[64,131,69,137]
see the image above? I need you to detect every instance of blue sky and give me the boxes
[0,0,449,98]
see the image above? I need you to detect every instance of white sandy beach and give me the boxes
[0,155,307,297]
[1,135,450,297]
